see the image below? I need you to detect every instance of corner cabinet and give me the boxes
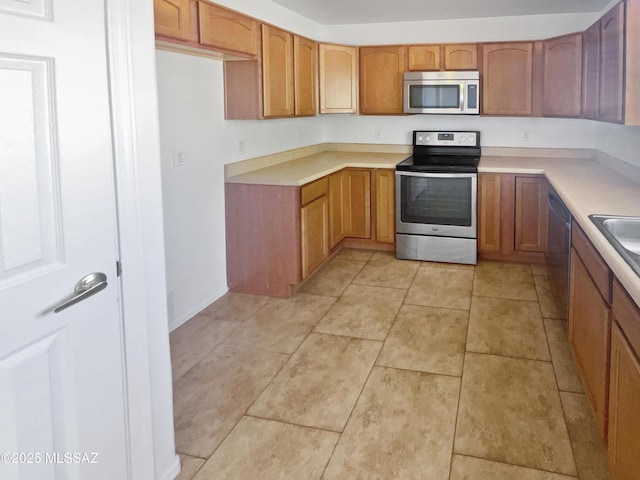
[608,280,640,480]
[328,169,371,248]
[599,1,625,124]
[359,46,406,115]
[319,44,358,114]
[543,33,582,117]
[481,42,534,116]
[478,173,548,262]
[582,21,601,120]
[262,24,295,118]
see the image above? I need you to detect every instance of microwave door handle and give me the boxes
[459,82,465,111]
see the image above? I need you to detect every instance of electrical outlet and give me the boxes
[375,128,382,140]
[238,139,246,154]
[523,131,531,142]
[172,148,185,167]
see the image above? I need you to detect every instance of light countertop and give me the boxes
[225,151,407,186]
[225,148,640,308]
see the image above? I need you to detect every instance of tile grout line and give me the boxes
[454,452,580,478]
[320,251,420,479]
[448,265,475,480]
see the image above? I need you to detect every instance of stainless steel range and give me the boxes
[396,130,481,264]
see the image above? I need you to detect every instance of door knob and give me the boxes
[53,272,108,313]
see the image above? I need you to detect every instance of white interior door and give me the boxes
[0,1,129,479]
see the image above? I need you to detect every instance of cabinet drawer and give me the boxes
[572,221,611,302]
[301,177,328,206]
[613,279,640,356]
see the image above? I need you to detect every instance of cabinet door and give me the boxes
[599,2,625,123]
[543,33,582,117]
[344,170,371,238]
[329,171,346,249]
[569,248,611,438]
[154,0,191,41]
[198,1,259,55]
[514,176,548,252]
[301,196,329,279]
[444,44,478,70]
[262,24,294,118]
[478,173,502,252]
[608,322,640,480]
[482,42,534,115]
[359,46,406,114]
[407,45,441,71]
[294,35,317,117]
[626,0,640,125]
[609,282,640,479]
[319,44,358,114]
[374,170,395,244]
[582,21,601,120]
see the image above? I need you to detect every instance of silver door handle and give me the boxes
[54,272,108,313]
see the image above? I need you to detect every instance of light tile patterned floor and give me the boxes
[170,250,611,480]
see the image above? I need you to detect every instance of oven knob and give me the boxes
[417,135,423,142]
[460,136,466,143]
[425,136,431,142]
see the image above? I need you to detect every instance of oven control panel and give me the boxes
[414,131,479,147]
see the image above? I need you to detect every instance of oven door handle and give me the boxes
[395,170,477,179]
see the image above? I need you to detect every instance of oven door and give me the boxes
[395,171,477,238]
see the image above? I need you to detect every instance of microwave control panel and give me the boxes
[414,131,479,147]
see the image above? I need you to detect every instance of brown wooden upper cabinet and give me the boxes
[407,44,477,70]
[319,44,358,114]
[154,0,192,41]
[625,0,640,125]
[261,24,294,118]
[481,42,534,115]
[407,45,440,70]
[198,1,260,56]
[444,44,478,70]
[599,1,625,124]
[582,21,601,120]
[359,46,406,115]
[543,33,582,117]
[293,35,317,117]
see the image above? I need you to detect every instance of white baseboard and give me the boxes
[168,287,229,332]
[158,453,181,480]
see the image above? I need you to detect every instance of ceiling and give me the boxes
[270,0,612,25]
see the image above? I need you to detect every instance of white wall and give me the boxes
[156,50,324,330]
[157,0,640,330]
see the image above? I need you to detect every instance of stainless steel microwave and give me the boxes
[404,71,480,115]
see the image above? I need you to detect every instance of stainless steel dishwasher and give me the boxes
[546,188,572,326]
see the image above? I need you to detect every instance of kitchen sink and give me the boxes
[589,215,640,278]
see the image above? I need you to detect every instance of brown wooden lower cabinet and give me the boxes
[608,281,640,480]
[478,173,548,262]
[225,183,300,297]
[374,170,395,244]
[344,169,371,238]
[301,195,329,279]
[569,246,611,440]
[226,167,393,297]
